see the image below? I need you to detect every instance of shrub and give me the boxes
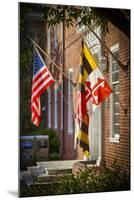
[21,128,60,154]
[49,153,60,161]
[56,166,130,194]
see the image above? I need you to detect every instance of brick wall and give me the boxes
[103,23,130,172]
[45,24,82,160]
[46,22,130,171]
[63,25,82,160]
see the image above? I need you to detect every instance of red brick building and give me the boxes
[44,20,130,172]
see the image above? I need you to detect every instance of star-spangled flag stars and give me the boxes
[31,49,55,126]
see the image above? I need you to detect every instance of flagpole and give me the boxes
[28,35,76,88]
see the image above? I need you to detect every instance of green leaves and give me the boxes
[46,5,109,33]
[57,166,130,194]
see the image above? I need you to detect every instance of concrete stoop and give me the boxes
[20,160,96,188]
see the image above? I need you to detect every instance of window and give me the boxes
[110,44,120,142]
[47,26,51,54]
[86,27,100,49]
[54,26,58,49]
[47,88,51,128]
[54,86,58,129]
[68,68,73,134]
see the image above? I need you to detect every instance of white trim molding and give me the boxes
[68,68,73,134]
[47,88,51,128]
[110,43,120,143]
[54,86,58,129]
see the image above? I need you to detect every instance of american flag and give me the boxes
[31,49,55,126]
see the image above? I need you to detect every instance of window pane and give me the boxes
[111,47,120,139]
[93,53,98,63]
[112,61,119,71]
[112,72,119,82]
[114,103,119,113]
[112,51,119,62]
[114,114,119,124]
[113,84,119,93]
[114,124,119,135]
[113,93,119,103]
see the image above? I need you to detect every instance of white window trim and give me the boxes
[47,26,51,128]
[86,27,100,49]
[86,36,102,161]
[109,43,120,143]
[68,68,73,134]
[54,86,58,129]
[61,82,63,129]
[47,88,51,128]
[47,26,51,55]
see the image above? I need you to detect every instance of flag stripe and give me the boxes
[78,83,85,94]
[78,69,88,83]
[32,73,50,93]
[32,112,40,126]
[77,130,89,145]
[75,44,92,155]
[77,139,89,152]
[32,102,40,116]
[32,79,54,102]
[32,105,41,121]
[82,54,93,75]
[32,70,49,89]
[31,98,41,118]
[32,66,47,84]
[33,98,40,108]
[75,41,112,157]
[83,43,97,70]
[33,117,39,126]
[80,122,88,133]
[32,77,54,100]
[76,112,90,154]
[31,50,55,126]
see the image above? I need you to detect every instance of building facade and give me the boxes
[44,21,130,172]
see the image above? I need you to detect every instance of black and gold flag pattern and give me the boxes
[76,112,90,156]
[76,41,97,156]
[77,41,97,99]
[75,40,112,157]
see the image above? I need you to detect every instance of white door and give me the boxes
[85,27,102,161]
[89,105,101,161]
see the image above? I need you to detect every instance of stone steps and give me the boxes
[20,160,97,188]
[20,171,35,186]
[37,173,71,182]
[37,160,83,169]
[46,168,72,175]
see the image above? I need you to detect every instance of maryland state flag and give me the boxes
[75,41,112,157]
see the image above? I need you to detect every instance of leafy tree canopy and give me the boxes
[20,3,130,37]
